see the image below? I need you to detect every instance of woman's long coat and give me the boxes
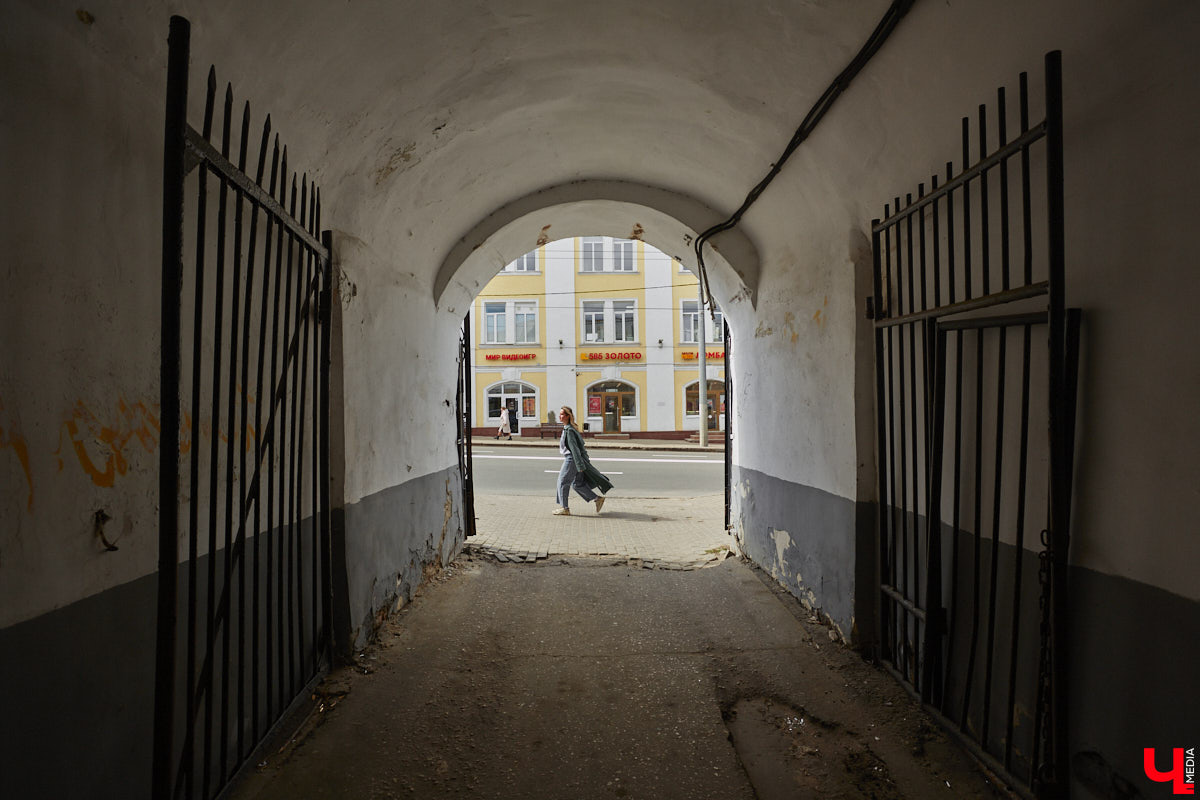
[562,426,613,494]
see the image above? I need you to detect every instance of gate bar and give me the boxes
[154,14,190,799]
[873,123,1046,232]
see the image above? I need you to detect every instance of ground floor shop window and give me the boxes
[587,380,636,433]
[685,380,725,430]
[486,381,538,429]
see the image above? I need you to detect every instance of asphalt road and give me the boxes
[471,445,724,497]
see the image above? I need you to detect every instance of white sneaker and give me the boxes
[594,497,605,514]
[553,507,571,516]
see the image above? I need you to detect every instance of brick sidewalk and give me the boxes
[466,492,733,569]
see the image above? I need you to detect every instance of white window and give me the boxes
[514,301,537,344]
[581,237,604,272]
[480,300,538,345]
[681,300,722,343]
[681,300,700,344]
[579,237,639,273]
[707,302,724,343]
[613,300,636,342]
[612,239,635,271]
[504,250,539,272]
[484,302,506,344]
[582,299,637,344]
[583,301,605,342]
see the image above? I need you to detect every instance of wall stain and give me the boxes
[783,312,798,343]
[0,397,34,511]
[373,141,417,185]
[536,225,552,247]
[630,223,644,241]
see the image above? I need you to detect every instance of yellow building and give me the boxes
[471,237,726,437]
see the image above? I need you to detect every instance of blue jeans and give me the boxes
[556,456,597,508]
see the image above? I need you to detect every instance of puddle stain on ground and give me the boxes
[723,697,904,800]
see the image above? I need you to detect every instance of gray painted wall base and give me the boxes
[341,465,466,649]
[1,462,1193,799]
[730,464,859,638]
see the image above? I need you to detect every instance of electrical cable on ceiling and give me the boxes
[692,0,917,312]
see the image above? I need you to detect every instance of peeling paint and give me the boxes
[536,224,552,246]
[769,527,791,574]
[630,223,644,240]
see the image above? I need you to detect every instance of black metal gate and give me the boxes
[870,52,1080,798]
[457,314,477,538]
[155,16,334,799]
[723,320,733,531]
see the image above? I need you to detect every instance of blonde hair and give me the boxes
[560,406,578,430]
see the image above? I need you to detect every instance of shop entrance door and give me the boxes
[588,381,636,434]
[603,394,621,432]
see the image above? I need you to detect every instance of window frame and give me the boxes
[480,299,539,346]
[578,236,639,274]
[504,249,540,273]
[580,298,638,344]
[485,380,539,421]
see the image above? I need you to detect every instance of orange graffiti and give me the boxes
[55,393,261,487]
[0,399,34,511]
[57,398,162,488]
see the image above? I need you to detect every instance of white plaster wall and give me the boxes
[4,0,1199,635]
[643,246,677,431]
[544,238,577,414]
[1,1,168,627]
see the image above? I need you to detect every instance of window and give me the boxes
[686,380,726,417]
[583,301,605,342]
[681,300,722,343]
[486,381,538,421]
[612,239,635,271]
[484,302,506,344]
[581,237,604,272]
[613,300,635,342]
[480,300,538,345]
[505,250,539,272]
[681,300,700,344]
[707,302,724,343]
[587,380,637,430]
[581,299,637,343]
[514,301,537,343]
[580,237,639,272]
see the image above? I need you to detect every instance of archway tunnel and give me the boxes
[2,1,1199,797]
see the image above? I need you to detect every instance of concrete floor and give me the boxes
[231,555,1010,800]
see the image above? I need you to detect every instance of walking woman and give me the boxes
[554,405,612,516]
[494,405,512,440]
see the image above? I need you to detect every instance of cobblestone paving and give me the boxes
[466,492,733,569]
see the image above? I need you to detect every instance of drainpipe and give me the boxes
[698,280,708,447]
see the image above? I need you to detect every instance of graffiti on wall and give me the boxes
[0,397,34,511]
[0,390,263,514]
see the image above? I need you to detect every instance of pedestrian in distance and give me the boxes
[494,405,512,440]
[553,405,612,516]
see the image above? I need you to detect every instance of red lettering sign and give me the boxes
[1145,748,1196,795]
[483,353,536,361]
